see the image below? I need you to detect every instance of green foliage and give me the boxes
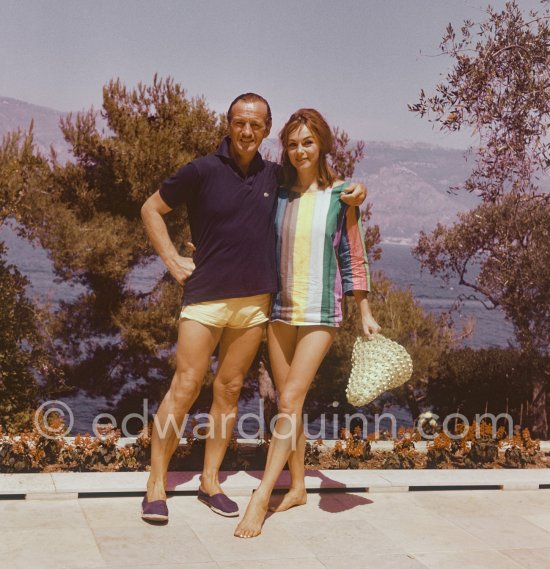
[369,275,456,388]
[382,434,420,470]
[410,0,550,437]
[0,124,51,227]
[0,244,64,432]
[0,76,227,414]
[415,195,550,352]
[0,121,65,432]
[330,127,365,181]
[409,0,550,200]
[427,347,547,422]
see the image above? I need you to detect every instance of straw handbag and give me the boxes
[346,334,413,406]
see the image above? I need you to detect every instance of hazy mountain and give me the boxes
[0,96,510,243]
[356,141,478,243]
[0,96,71,161]
[262,138,478,243]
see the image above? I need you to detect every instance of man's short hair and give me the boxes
[227,93,272,127]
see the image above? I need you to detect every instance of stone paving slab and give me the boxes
[50,471,150,494]
[1,490,549,568]
[0,472,56,494]
[1,468,549,497]
[376,468,550,488]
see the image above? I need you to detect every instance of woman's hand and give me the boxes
[361,312,381,338]
[340,182,367,206]
[353,291,381,337]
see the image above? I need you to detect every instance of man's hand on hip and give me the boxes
[167,255,196,286]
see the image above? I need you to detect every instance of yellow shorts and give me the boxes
[179,293,271,329]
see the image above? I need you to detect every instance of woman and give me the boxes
[235,109,380,538]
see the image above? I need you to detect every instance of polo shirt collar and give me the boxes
[216,136,265,174]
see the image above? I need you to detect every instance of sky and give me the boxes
[1,0,546,148]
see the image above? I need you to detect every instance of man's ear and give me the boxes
[264,125,271,139]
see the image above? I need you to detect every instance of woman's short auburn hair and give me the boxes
[279,108,335,189]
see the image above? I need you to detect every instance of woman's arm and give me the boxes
[337,205,371,294]
[353,290,381,337]
[337,204,381,336]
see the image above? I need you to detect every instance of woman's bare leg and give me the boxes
[235,325,336,537]
[266,322,307,512]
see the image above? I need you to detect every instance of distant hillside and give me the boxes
[262,138,478,243]
[0,96,70,161]
[5,95,537,243]
[355,141,478,243]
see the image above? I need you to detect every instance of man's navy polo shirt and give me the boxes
[159,137,279,306]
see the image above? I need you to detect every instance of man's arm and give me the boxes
[340,182,367,207]
[141,190,195,285]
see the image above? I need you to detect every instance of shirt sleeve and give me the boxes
[159,162,200,209]
[337,205,371,295]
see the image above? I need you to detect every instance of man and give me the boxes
[140,93,365,521]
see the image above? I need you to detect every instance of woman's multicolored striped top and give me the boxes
[271,182,371,326]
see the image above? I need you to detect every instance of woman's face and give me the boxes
[286,124,320,172]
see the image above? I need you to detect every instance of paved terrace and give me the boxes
[1,467,549,569]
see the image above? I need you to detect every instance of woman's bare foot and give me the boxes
[234,491,269,538]
[269,488,307,512]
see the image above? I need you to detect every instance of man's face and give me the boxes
[228,100,270,161]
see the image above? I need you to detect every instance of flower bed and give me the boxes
[307,425,548,470]
[1,420,548,473]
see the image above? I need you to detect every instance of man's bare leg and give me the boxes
[146,319,222,502]
[200,324,265,496]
